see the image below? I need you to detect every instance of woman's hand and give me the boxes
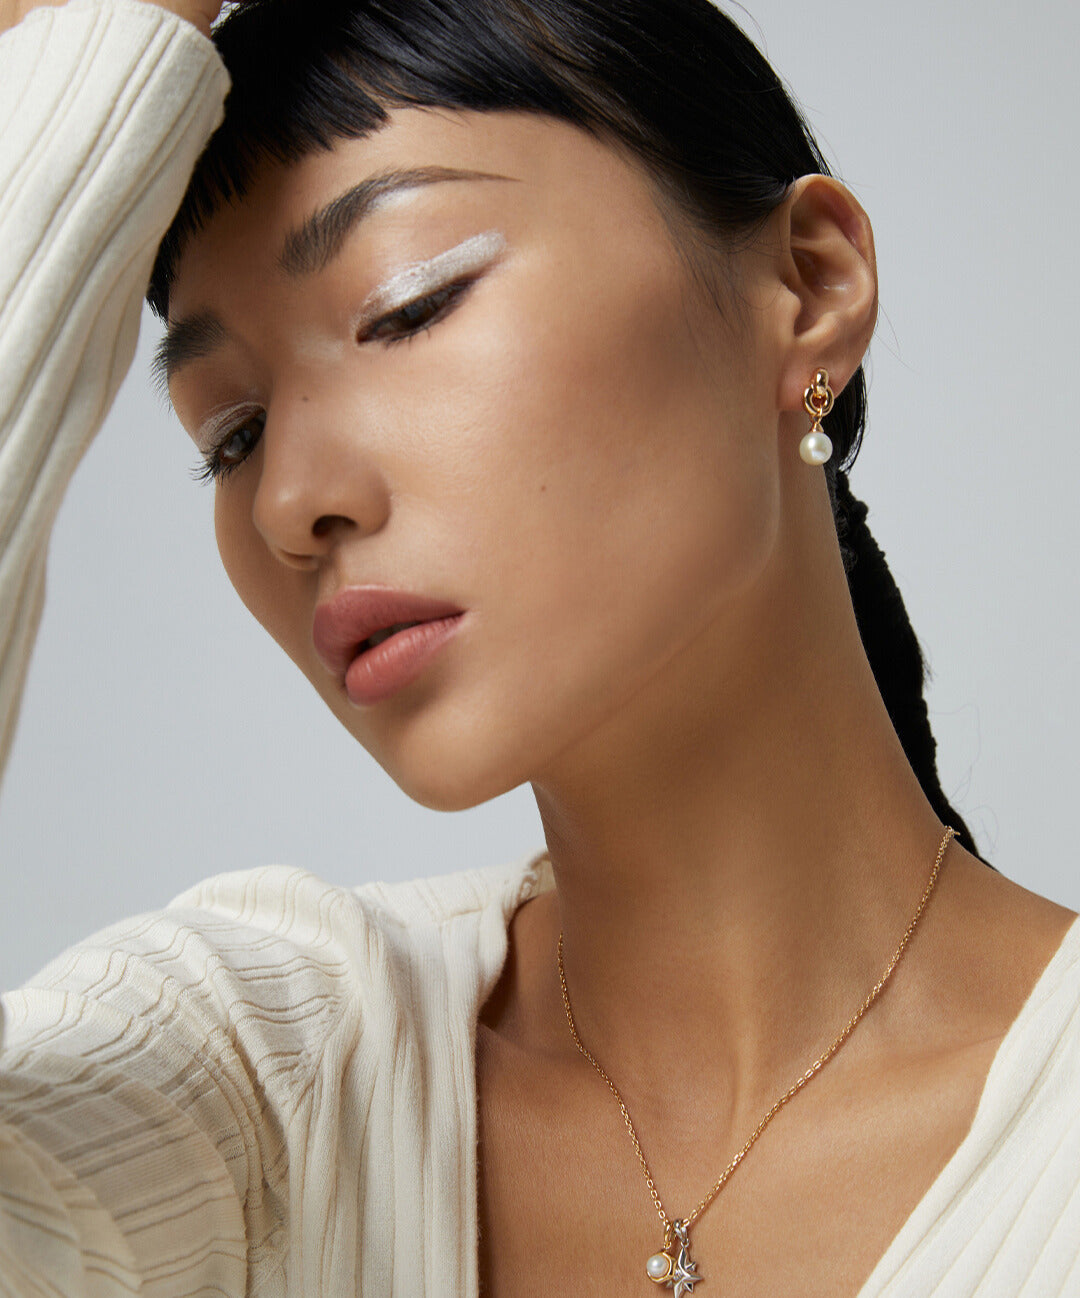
[143,0,224,37]
[0,0,224,38]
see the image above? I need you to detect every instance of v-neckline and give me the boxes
[852,907,1080,1295]
[466,855,1080,1298]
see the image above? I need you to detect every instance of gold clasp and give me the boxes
[803,368,834,422]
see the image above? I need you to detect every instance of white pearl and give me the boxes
[799,428,833,466]
[647,1252,672,1280]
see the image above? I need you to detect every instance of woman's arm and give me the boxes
[0,6,269,1292]
[0,0,227,784]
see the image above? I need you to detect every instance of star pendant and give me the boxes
[647,1232,702,1297]
[668,1240,702,1297]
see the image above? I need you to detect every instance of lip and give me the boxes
[312,586,466,705]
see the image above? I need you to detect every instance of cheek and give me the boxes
[450,261,779,683]
[213,482,300,656]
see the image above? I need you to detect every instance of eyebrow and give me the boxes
[280,165,513,276]
[153,165,515,390]
[152,311,229,394]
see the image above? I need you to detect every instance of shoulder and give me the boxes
[2,865,364,1109]
[161,850,553,960]
[971,904,1080,1151]
[918,847,1080,1057]
[4,853,551,1072]
[349,849,553,928]
[1022,910,1080,1074]
[0,852,549,1289]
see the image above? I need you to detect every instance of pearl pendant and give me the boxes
[645,1221,702,1294]
[799,426,833,466]
[647,1252,673,1281]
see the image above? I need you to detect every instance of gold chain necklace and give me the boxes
[556,826,956,1294]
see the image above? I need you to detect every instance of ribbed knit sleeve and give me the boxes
[0,2,252,1290]
[0,0,229,783]
[0,866,378,1296]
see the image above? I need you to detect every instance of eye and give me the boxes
[193,412,266,485]
[189,278,476,485]
[363,278,475,346]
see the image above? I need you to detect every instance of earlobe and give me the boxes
[775,175,878,410]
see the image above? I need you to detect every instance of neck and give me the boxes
[514,496,956,1138]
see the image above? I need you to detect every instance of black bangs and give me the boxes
[146,0,825,323]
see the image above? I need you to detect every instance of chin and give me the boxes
[330,700,532,813]
[383,751,525,815]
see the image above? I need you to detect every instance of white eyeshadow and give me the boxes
[196,401,261,455]
[191,232,507,447]
[361,229,507,319]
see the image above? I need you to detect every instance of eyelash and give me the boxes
[192,276,477,485]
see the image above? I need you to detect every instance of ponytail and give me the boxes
[829,469,990,867]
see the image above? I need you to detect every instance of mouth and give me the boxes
[312,587,467,705]
[358,621,425,652]
[343,614,466,706]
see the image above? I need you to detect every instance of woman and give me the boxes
[1,1,1077,1295]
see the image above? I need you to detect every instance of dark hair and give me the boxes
[148,0,987,865]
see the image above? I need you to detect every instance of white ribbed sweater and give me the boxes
[1,4,1079,1295]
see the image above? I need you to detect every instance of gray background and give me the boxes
[2,0,1078,989]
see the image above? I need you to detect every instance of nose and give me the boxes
[250,399,391,568]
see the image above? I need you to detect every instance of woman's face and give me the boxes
[167,108,784,809]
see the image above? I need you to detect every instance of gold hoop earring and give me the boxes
[800,368,835,465]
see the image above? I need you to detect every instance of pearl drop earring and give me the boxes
[800,368,835,466]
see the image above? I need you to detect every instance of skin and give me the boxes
[165,109,1078,1292]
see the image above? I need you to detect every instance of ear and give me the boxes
[771,175,878,413]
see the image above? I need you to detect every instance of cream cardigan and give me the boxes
[1,3,1079,1295]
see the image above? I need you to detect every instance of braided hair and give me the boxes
[829,471,985,862]
[147,0,986,864]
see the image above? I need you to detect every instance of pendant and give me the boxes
[645,1219,702,1295]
